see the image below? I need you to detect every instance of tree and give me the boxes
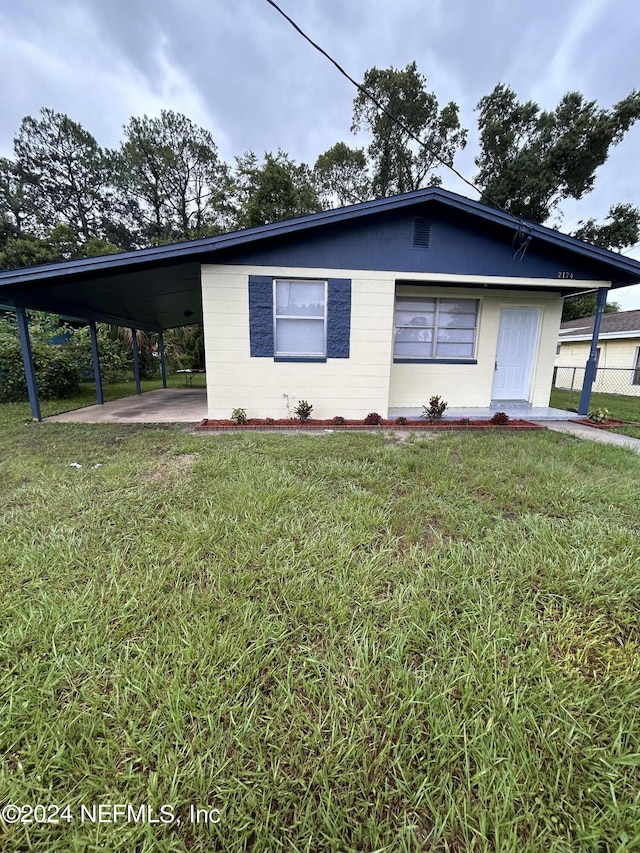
[475,84,640,224]
[561,294,621,323]
[115,110,232,243]
[233,151,322,228]
[349,62,467,198]
[314,142,371,206]
[0,156,33,238]
[13,108,111,241]
[573,203,640,252]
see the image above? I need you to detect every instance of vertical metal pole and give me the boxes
[89,321,103,405]
[578,287,608,416]
[158,331,167,389]
[131,328,141,395]
[16,307,42,421]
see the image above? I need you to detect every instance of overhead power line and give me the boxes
[263,0,494,206]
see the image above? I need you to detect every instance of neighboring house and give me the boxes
[556,310,640,398]
[3,188,640,421]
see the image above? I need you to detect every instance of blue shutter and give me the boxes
[327,278,351,359]
[248,275,274,357]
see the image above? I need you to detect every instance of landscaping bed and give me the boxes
[196,417,542,430]
[570,418,638,430]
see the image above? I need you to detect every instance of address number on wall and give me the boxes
[557,271,574,279]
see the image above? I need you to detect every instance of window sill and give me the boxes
[274,356,328,363]
[393,358,478,365]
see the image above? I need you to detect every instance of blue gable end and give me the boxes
[217,207,616,284]
[249,275,351,359]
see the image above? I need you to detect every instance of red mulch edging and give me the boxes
[570,418,627,430]
[195,418,542,431]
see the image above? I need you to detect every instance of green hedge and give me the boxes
[0,336,81,401]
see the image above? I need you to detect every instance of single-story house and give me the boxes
[2,188,640,420]
[556,309,640,397]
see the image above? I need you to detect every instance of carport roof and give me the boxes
[2,187,640,331]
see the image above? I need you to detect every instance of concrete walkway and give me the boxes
[544,420,640,454]
[46,388,207,423]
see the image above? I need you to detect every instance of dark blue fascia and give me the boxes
[2,188,640,285]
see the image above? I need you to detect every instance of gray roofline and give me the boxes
[2,187,640,286]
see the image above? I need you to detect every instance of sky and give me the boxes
[1,0,640,307]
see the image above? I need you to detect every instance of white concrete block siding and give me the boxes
[201,264,570,419]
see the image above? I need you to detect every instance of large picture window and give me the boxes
[394,295,479,360]
[274,279,327,357]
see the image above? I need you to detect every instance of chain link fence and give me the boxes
[553,366,640,410]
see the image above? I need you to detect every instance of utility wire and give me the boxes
[263,0,505,212]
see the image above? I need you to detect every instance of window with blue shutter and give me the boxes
[249,275,351,361]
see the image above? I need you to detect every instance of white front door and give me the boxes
[492,308,540,401]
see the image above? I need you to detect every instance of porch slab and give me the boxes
[46,388,207,423]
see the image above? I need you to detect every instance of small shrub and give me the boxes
[265,417,275,425]
[294,400,313,422]
[422,395,448,422]
[231,407,247,425]
[395,416,407,425]
[490,411,510,425]
[332,415,345,425]
[363,412,382,425]
[461,418,470,425]
[588,407,610,424]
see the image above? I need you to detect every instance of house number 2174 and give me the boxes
[557,271,574,279]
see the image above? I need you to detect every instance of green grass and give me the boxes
[550,388,640,440]
[551,386,640,423]
[1,418,640,851]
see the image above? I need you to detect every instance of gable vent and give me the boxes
[411,217,432,249]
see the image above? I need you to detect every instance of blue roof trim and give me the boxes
[1,188,640,286]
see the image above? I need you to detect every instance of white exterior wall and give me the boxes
[389,286,563,409]
[201,264,569,418]
[202,265,395,420]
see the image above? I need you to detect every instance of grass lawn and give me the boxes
[550,388,640,440]
[550,386,640,423]
[1,414,640,851]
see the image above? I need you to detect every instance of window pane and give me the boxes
[439,299,478,314]
[395,310,435,327]
[394,340,431,357]
[396,297,436,312]
[396,327,433,343]
[276,318,325,355]
[438,312,477,328]
[276,281,325,316]
[437,328,475,343]
[435,342,474,357]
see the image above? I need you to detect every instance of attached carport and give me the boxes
[0,242,210,421]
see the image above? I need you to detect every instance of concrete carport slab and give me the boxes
[46,388,207,424]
